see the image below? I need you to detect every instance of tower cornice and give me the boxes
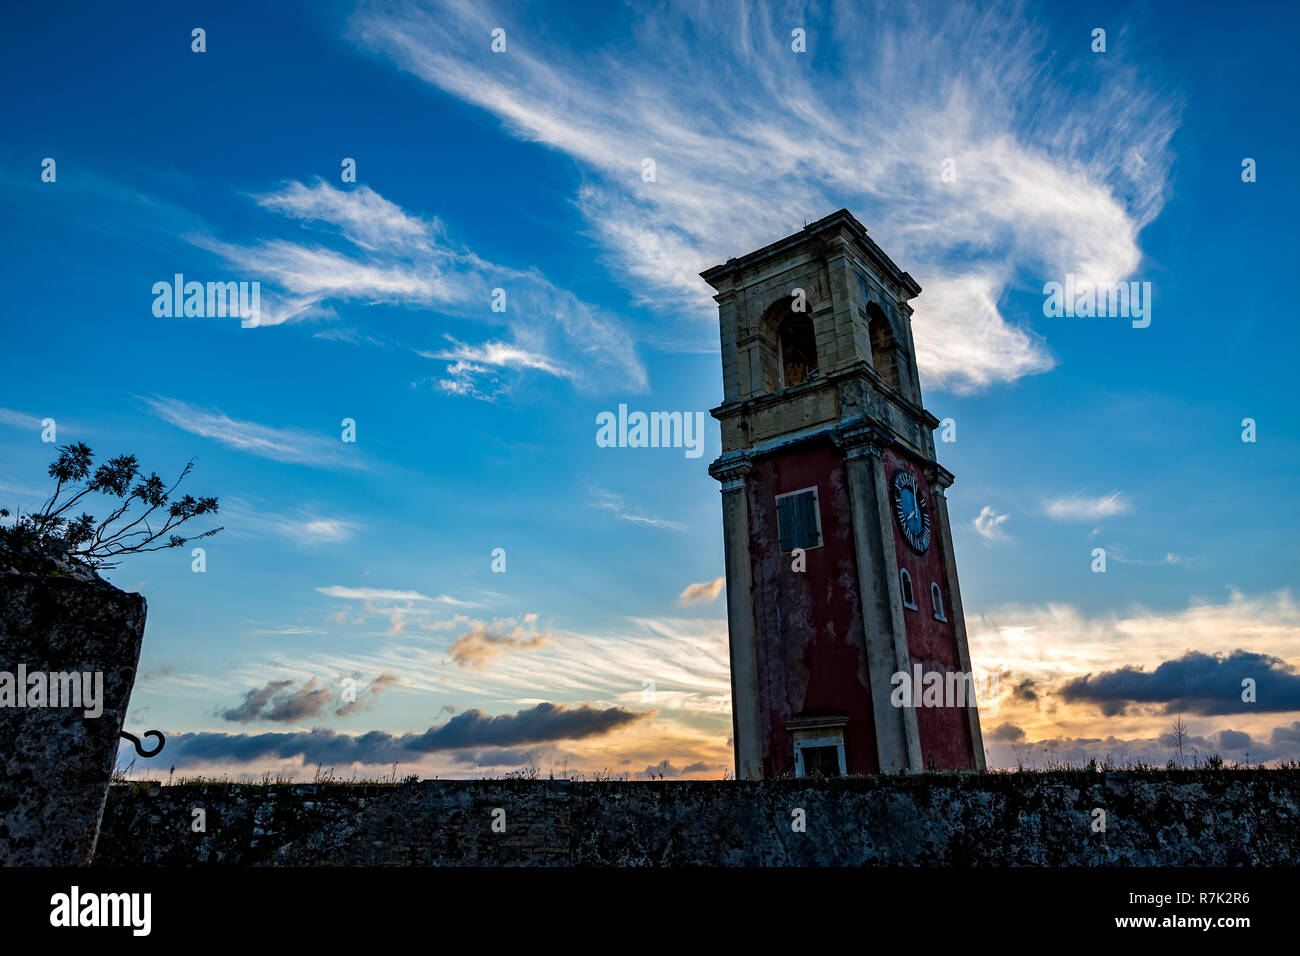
[700,209,921,300]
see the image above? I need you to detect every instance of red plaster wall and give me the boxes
[883,448,975,770]
[746,441,878,776]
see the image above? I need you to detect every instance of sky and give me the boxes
[1,0,1298,779]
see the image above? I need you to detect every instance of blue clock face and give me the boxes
[892,470,932,552]
[899,488,922,534]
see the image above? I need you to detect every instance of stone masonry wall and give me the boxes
[93,771,1300,866]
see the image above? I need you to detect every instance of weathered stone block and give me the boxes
[0,566,146,865]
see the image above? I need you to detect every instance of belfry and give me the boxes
[704,210,985,778]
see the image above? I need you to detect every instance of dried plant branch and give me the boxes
[0,443,222,570]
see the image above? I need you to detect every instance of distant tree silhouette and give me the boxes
[0,442,221,569]
[1166,714,1189,768]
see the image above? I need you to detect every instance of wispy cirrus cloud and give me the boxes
[348,0,1179,393]
[1108,548,1184,567]
[194,180,645,397]
[315,585,479,606]
[970,590,1300,688]
[278,514,361,545]
[141,395,364,470]
[270,614,732,715]
[0,407,42,430]
[589,489,684,530]
[418,335,577,399]
[244,625,326,638]
[251,179,438,253]
[1044,491,1129,521]
[221,500,364,547]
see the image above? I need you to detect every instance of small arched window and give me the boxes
[931,583,947,621]
[778,312,818,388]
[900,568,917,610]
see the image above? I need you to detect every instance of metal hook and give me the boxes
[120,729,165,758]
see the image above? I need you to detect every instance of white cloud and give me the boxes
[679,577,726,605]
[246,625,327,638]
[251,180,438,253]
[1108,548,1187,567]
[589,489,685,530]
[142,395,364,470]
[419,336,577,398]
[0,478,43,499]
[285,516,360,545]
[973,506,1011,541]
[222,501,363,547]
[448,615,549,669]
[194,180,645,397]
[1044,491,1129,521]
[971,590,1300,681]
[908,272,1054,392]
[315,585,477,606]
[423,338,575,377]
[0,407,41,430]
[349,0,1179,393]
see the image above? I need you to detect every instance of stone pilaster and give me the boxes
[821,242,867,372]
[834,422,923,772]
[927,467,987,770]
[709,452,764,780]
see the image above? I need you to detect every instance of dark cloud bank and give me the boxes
[221,674,400,723]
[1060,650,1300,716]
[165,702,647,767]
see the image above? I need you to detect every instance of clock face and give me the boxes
[892,470,932,553]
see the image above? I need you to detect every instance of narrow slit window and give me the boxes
[900,568,917,609]
[931,583,947,621]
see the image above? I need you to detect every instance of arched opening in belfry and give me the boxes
[867,303,901,392]
[778,311,818,388]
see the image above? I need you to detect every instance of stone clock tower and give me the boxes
[703,210,985,779]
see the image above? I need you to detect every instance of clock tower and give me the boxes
[704,210,985,779]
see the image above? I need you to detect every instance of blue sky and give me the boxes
[1,0,1298,777]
